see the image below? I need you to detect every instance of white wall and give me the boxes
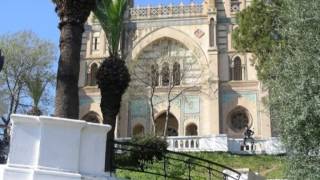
[0,114,118,180]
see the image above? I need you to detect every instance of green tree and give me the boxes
[52,0,96,119]
[267,0,320,178]
[233,0,320,178]
[24,71,55,116]
[0,31,56,162]
[0,31,56,122]
[232,0,282,80]
[94,0,131,171]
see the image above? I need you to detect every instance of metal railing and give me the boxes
[113,140,241,180]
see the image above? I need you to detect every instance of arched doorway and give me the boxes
[185,123,198,136]
[82,111,101,123]
[155,113,179,136]
[132,124,145,136]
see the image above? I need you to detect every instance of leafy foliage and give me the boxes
[116,135,168,168]
[266,0,320,178]
[233,0,320,178]
[232,0,282,80]
[25,72,55,115]
[94,0,127,56]
[0,31,56,120]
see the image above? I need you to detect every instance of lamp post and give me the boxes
[0,49,4,72]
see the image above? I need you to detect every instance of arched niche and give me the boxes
[132,124,145,136]
[185,123,198,136]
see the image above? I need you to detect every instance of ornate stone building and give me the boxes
[78,0,272,139]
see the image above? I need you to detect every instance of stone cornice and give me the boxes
[220,81,259,92]
[126,16,208,28]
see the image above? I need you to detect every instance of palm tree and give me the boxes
[25,72,54,116]
[94,0,130,171]
[52,0,96,119]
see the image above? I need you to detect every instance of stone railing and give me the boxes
[167,135,229,152]
[228,137,286,155]
[117,135,285,155]
[129,2,206,20]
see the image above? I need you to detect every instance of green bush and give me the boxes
[115,135,168,169]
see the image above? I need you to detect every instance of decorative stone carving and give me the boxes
[130,3,204,19]
[194,29,205,39]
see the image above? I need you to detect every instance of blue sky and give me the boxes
[0,0,60,46]
[0,0,202,46]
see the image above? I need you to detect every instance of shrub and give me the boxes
[115,135,168,169]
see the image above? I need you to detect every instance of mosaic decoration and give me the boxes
[194,29,205,39]
[153,95,181,108]
[221,92,257,104]
[184,96,200,114]
[130,99,149,119]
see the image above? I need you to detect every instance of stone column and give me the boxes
[200,49,220,135]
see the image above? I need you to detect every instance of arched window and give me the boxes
[186,123,198,136]
[209,18,215,47]
[150,64,159,86]
[89,63,98,86]
[133,124,145,136]
[232,57,242,80]
[92,32,100,51]
[155,113,179,136]
[173,62,181,85]
[161,62,170,86]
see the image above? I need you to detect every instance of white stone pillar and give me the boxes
[79,123,109,176]
[0,114,113,180]
[33,116,86,180]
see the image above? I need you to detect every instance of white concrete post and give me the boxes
[0,114,114,180]
[80,123,110,176]
[7,115,40,168]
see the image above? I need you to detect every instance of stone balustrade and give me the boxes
[117,135,285,155]
[167,135,229,152]
[129,2,206,20]
[0,114,118,180]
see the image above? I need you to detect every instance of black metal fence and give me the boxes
[112,140,241,180]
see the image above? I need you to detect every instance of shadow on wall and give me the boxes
[220,83,253,138]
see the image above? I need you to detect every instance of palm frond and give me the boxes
[24,74,50,108]
[94,0,127,56]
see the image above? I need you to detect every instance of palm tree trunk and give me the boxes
[102,112,117,172]
[100,92,122,172]
[55,23,83,119]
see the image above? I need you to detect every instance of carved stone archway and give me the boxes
[129,27,209,76]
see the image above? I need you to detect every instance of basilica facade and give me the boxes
[78,0,272,139]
